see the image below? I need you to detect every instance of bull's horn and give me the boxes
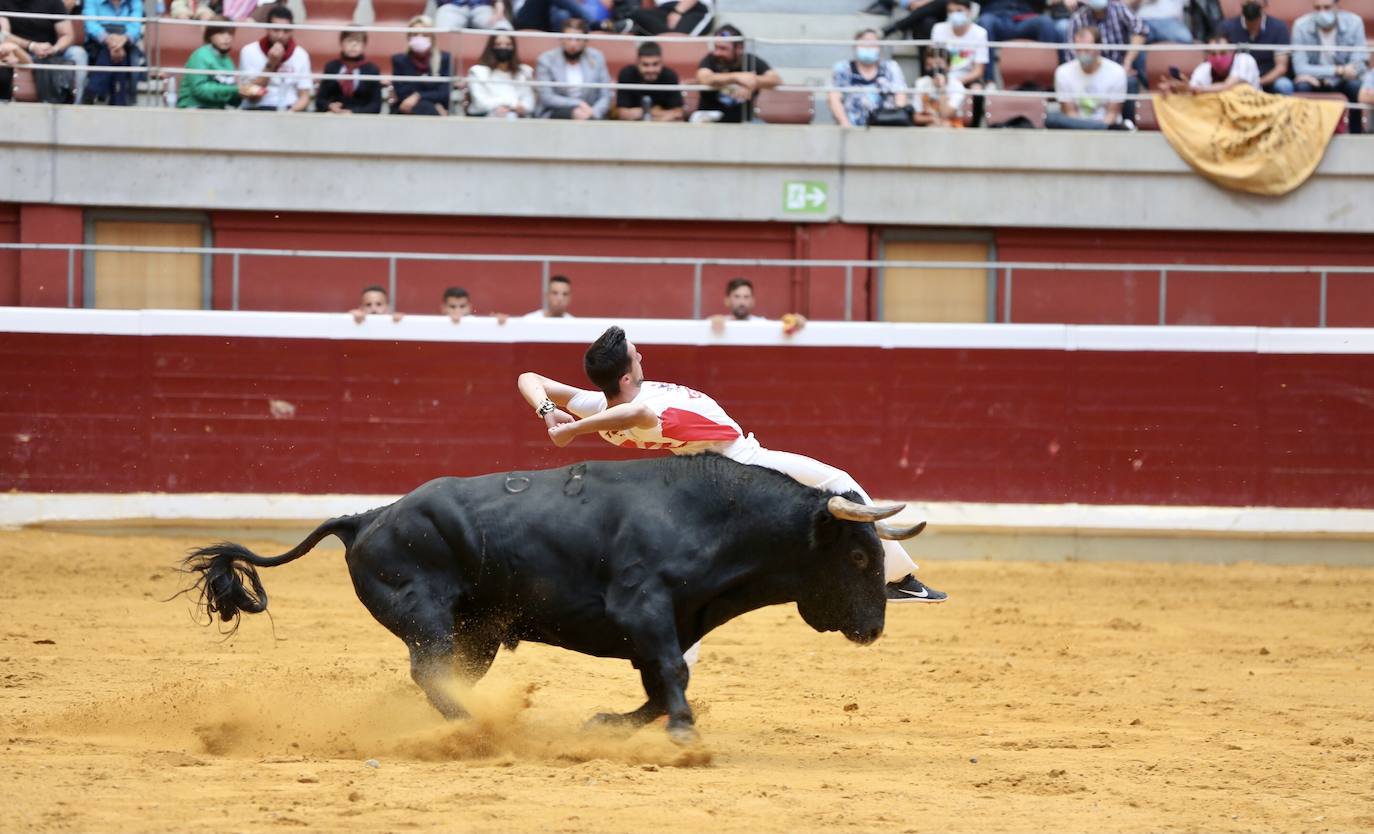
[827,496,904,523]
[877,520,927,541]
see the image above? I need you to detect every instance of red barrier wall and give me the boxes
[4,331,1372,507]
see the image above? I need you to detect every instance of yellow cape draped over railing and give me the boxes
[1153,86,1345,197]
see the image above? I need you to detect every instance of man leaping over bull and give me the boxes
[518,326,947,616]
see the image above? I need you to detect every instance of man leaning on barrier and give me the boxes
[0,0,77,102]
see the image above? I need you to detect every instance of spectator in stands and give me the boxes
[913,46,966,125]
[513,0,610,31]
[695,24,780,123]
[220,0,258,19]
[239,5,312,111]
[1135,0,1192,44]
[877,0,947,42]
[316,29,382,114]
[525,275,575,318]
[467,31,535,118]
[627,0,712,36]
[709,278,807,334]
[1221,0,1293,95]
[534,17,611,119]
[436,0,503,31]
[391,14,454,116]
[1068,0,1145,118]
[930,0,986,123]
[616,40,684,121]
[1360,66,1374,108]
[827,29,910,127]
[179,19,261,109]
[1159,33,1261,92]
[1047,25,1129,128]
[1292,0,1366,133]
[80,0,143,105]
[977,0,1059,51]
[350,285,404,323]
[0,0,76,102]
[442,286,511,323]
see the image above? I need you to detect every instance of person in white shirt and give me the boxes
[466,32,535,118]
[708,277,807,334]
[1160,34,1261,92]
[930,0,988,122]
[441,286,510,323]
[516,326,947,636]
[913,47,968,126]
[1135,0,1193,44]
[1047,25,1128,129]
[524,274,575,318]
[238,5,312,112]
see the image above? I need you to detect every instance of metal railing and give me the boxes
[1,12,1370,113]
[4,241,1371,326]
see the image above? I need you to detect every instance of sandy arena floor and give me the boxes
[1,528,1372,833]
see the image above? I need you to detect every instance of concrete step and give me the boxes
[718,0,877,14]
[725,11,888,72]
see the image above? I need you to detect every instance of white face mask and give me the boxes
[408,34,432,53]
[947,10,970,27]
[1086,0,1109,10]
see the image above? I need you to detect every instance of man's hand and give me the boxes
[31,42,54,59]
[544,408,575,429]
[1338,63,1359,80]
[733,72,758,92]
[709,314,727,335]
[1295,73,1320,87]
[328,100,345,113]
[572,101,595,120]
[782,313,807,335]
[399,92,421,114]
[493,104,511,117]
[548,423,578,447]
[240,82,265,98]
[495,313,509,325]
[350,307,366,324]
[266,41,285,67]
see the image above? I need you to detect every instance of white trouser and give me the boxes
[726,437,920,583]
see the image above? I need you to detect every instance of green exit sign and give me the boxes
[783,180,829,214]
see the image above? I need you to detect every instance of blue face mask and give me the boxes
[1077,52,1098,68]
[856,46,880,65]
[1315,9,1336,27]
[947,10,969,26]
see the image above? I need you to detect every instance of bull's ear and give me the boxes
[809,503,842,550]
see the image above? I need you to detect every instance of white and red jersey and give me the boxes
[566,380,749,456]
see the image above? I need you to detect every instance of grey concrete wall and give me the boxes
[3,103,1372,232]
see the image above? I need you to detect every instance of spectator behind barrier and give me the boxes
[513,0,607,32]
[615,40,684,121]
[534,17,611,120]
[1159,33,1261,93]
[81,0,144,105]
[239,5,312,111]
[317,29,382,114]
[876,0,948,42]
[1068,0,1146,120]
[442,286,511,323]
[693,24,780,123]
[436,0,504,31]
[351,285,404,323]
[709,277,807,335]
[977,0,1060,58]
[391,14,454,116]
[1047,25,1129,129]
[828,29,910,128]
[914,46,967,125]
[1292,0,1366,133]
[628,0,713,36]
[0,0,77,103]
[930,0,987,123]
[1220,0,1293,95]
[1135,0,1195,44]
[525,275,575,318]
[179,19,261,109]
[467,31,535,118]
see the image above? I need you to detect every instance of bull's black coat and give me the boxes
[182,454,888,742]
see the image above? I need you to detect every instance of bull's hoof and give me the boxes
[583,712,635,733]
[666,723,700,746]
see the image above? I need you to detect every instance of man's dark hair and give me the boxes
[550,275,572,287]
[361,284,387,299]
[340,28,367,43]
[1076,24,1102,43]
[266,4,294,23]
[946,0,972,9]
[725,277,753,295]
[584,326,631,397]
[638,41,663,58]
[561,16,589,33]
[203,18,233,42]
[443,286,469,302]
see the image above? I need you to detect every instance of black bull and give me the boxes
[181,454,925,743]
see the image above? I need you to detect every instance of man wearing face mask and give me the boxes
[391,15,455,117]
[1047,25,1129,129]
[930,0,987,124]
[1068,0,1145,121]
[1159,33,1261,92]
[826,29,910,127]
[1291,0,1366,132]
[1221,0,1292,95]
[534,16,612,120]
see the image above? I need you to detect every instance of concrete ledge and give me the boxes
[3,104,1373,230]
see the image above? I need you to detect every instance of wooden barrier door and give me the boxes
[880,239,991,322]
[90,219,205,309]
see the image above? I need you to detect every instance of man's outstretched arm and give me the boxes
[517,371,589,412]
[548,404,659,448]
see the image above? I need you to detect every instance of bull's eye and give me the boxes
[849,550,869,571]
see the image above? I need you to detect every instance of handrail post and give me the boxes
[541,259,550,314]
[1319,270,1328,328]
[232,253,241,310]
[1158,269,1168,326]
[1002,267,1013,323]
[67,249,75,308]
[388,257,397,303]
[844,264,853,321]
[692,262,703,319]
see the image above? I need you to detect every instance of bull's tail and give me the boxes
[178,509,379,633]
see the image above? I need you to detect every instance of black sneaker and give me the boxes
[885,575,948,604]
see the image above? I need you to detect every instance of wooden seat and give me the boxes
[996,39,1058,90]
[12,68,39,102]
[1133,96,1158,130]
[754,88,813,124]
[984,93,1045,127]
